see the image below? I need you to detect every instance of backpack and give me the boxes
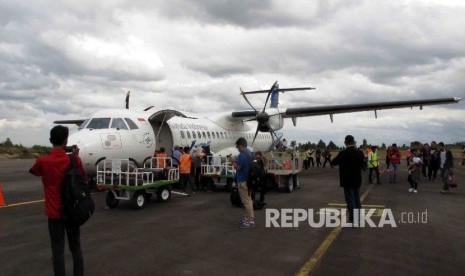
[61,155,95,226]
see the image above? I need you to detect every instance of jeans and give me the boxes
[180,173,195,193]
[48,218,83,276]
[389,163,399,182]
[343,187,361,221]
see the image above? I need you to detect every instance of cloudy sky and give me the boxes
[1,0,464,147]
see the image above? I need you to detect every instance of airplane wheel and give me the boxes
[131,190,147,209]
[292,174,299,189]
[106,190,119,208]
[157,187,171,203]
[283,175,293,193]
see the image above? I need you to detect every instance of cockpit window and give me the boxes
[86,118,111,129]
[111,118,128,130]
[78,119,90,130]
[124,118,139,130]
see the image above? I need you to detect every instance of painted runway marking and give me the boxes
[296,184,375,276]
[0,199,45,208]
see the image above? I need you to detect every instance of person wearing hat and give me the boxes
[367,146,381,184]
[331,135,365,224]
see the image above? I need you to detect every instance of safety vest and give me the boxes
[155,152,168,168]
[180,154,192,174]
[368,152,379,168]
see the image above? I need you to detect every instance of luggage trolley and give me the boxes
[96,157,179,209]
[201,156,236,190]
[266,152,303,193]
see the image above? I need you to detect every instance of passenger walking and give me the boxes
[316,148,322,167]
[29,126,85,276]
[233,138,255,229]
[439,142,454,194]
[303,149,309,170]
[331,135,365,224]
[307,147,315,168]
[421,143,430,180]
[408,148,423,193]
[368,146,381,184]
[388,144,401,183]
[428,141,440,182]
[405,147,412,166]
[180,147,196,195]
[323,147,333,168]
[385,146,392,168]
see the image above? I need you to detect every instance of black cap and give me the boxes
[392,143,397,147]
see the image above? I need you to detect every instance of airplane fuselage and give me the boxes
[67,109,275,175]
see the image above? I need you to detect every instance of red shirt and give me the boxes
[29,148,86,219]
[389,150,402,164]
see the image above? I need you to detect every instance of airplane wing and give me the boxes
[231,97,461,119]
[53,119,86,126]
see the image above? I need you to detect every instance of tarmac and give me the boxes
[1,158,464,276]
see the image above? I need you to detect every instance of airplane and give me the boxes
[55,83,461,181]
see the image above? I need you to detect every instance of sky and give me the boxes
[1,0,464,147]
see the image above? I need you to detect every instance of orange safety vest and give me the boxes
[155,152,168,168]
[179,154,192,174]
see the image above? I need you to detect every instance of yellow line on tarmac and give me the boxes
[0,199,45,208]
[296,184,375,276]
[327,203,385,208]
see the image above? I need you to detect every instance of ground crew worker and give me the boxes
[179,146,196,195]
[155,147,168,168]
[368,146,381,184]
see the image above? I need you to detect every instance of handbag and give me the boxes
[447,173,457,188]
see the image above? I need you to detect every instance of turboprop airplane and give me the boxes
[55,83,461,178]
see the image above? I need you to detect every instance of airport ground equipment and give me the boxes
[96,157,179,209]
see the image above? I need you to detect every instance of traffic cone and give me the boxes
[0,184,5,206]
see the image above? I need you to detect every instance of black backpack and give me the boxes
[61,155,95,226]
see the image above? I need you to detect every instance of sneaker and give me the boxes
[240,220,255,229]
[408,188,414,193]
[413,190,418,193]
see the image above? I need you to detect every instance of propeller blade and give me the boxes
[252,125,260,146]
[263,81,278,112]
[125,91,130,109]
[240,87,257,112]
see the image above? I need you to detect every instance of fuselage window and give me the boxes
[124,118,139,130]
[111,118,128,130]
[197,131,201,139]
[212,132,216,139]
[207,132,211,139]
[86,118,111,129]
[202,132,206,139]
[181,131,185,139]
[219,132,223,139]
[216,132,220,139]
[192,131,196,139]
[187,131,191,139]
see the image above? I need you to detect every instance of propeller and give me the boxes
[240,82,315,146]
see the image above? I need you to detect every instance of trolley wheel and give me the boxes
[131,190,147,210]
[283,175,293,193]
[105,190,120,208]
[157,187,171,203]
